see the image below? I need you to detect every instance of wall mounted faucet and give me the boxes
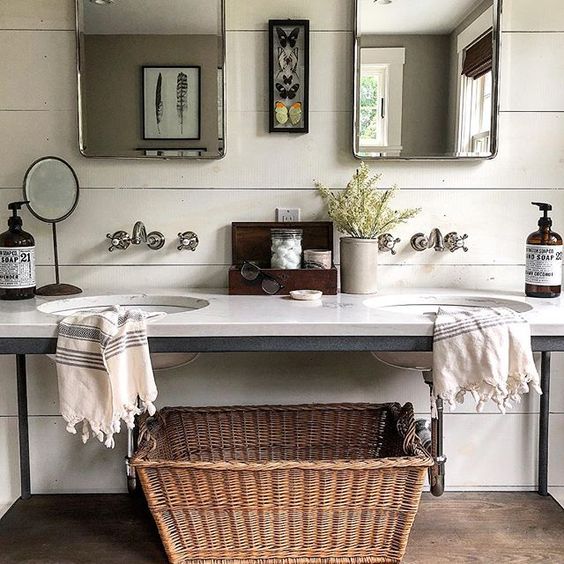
[411,228,468,253]
[131,221,165,250]
[106,221,165,252]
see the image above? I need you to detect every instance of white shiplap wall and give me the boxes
[1,0,564,516]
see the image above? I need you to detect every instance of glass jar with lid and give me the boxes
[271,228,303,269]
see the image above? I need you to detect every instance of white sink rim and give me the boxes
[363,293,533,314]
[37,294,210,317]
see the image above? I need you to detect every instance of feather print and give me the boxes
[155,73,163,134]
[176,72,188,134]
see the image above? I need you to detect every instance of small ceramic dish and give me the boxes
[290,290,323,301]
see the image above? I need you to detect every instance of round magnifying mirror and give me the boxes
[24,157,79,223]
[23,156,82,296]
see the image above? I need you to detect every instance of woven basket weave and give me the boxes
[132,403,433,564]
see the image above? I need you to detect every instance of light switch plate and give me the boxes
[276,208,301,222]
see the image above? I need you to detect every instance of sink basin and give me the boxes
[365,293,533,372]
[38,294,209,316]
[38,294,209,371]
[364,294,533,315]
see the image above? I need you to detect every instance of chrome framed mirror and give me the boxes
[23,157,82,296]
[353,0,501,160]
[76,0,226,160]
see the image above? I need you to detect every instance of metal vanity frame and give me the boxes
[1,334,558,501]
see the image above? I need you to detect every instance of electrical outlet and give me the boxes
[276,208,301,222]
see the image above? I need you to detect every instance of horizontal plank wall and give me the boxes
[0,0,564,515]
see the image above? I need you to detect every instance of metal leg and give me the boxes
[419,370,446,497]
[539,351,551,496]
[430,396,446,497]
[125,404,140,494]
[16,354,31,500]
[125,427,137,494]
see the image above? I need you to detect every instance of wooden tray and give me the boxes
[229,221,338,295]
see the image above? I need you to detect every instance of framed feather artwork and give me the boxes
[269,20,309,134]
[142,66,201,140]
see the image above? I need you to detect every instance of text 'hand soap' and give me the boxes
[525,202,562,298]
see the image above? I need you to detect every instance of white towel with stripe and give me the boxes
[433,306,541,414]
[56,306,162,448]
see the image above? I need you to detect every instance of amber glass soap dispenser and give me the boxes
[0,201,36,300]
[525,202,563,298]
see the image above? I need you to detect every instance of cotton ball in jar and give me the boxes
[271,230,303,269]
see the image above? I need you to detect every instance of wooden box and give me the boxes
[229,222,338,295]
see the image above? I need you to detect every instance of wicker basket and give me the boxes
[132,403,433,564]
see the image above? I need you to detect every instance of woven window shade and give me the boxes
[462,30,493,79]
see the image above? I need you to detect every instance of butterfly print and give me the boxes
[277,48,298,72]
[276,48,298,83]
[275,101,302,126]
[276,27,300,48]
[275,83,299,100]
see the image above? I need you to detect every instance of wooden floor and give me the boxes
[0,493,563,563]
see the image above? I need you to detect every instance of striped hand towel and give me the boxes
[56,306,163,448]
[433,307,541,414]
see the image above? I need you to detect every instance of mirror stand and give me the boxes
[23,156,83,297]
[35,223,82,296]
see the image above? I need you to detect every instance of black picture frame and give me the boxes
[269,19,310,134]
[142,65,202,141]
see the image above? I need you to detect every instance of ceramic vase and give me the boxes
[339,237,379,294]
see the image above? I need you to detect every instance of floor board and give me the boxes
[0,493,562,563]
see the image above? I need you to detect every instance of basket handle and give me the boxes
[137,410,166,453]
[397,402,419,456]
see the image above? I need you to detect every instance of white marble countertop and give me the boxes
[0,287,563,339]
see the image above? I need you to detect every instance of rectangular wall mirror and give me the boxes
[354,0,501,160]
[76,0,225,159]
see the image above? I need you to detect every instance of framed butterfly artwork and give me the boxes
[268,20,309,133]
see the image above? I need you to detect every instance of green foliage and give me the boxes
[359,75,380,140]
[315,163,420,239]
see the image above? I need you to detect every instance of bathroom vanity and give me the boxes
[0,288,562,502]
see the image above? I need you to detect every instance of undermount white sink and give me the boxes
[38,294,209,371]
[364,294,533,315]
[365,293,533,372]
[37,294,209,316]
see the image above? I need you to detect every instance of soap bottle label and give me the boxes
[0,247,36,288]
[525,244,563,286]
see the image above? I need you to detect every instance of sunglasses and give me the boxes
[240,262,284,295]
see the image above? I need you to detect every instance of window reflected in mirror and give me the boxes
[76,0,225,159]
[354,0,500,160]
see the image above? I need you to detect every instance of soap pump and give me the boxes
[525,202,563,298]
[0,201,36,300]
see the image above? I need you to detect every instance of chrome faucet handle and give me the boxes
[378,233,401,255]
[177,231,199,252]
[410,233,429,252]
[146,231,166,250]
[445,232,469,253]
[106,231,131,252]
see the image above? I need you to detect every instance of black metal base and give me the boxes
[8,338,555,501]
[539,352,551,496]
[16,355,31,500]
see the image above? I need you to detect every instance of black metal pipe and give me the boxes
[16,354,31,500]
[539,351,551,496]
